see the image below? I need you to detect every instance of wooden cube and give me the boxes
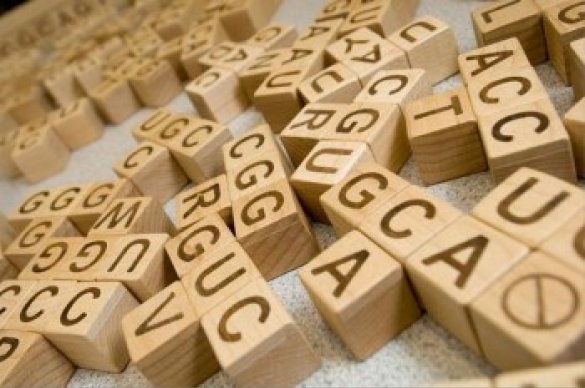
[7,189,52,233]
[494,361,585,387]
[564,97,585,178]
[470,251,585,370]
[222,124,286,171]
[539,212,585,273]
[176,174,232,229]
[90,77,141,124]
[18,237,84,281]
[113,141,189,204]
[341,39,409,85]
[37,184,93,220]
[387,16,459,84]
[201,278,320,387]
[238,48,289,100]
[298,63,362,104]
[358,185,462,264]
[544,0,585,84]
[122,282,219,387]
[131,108,187,145]
[472,167,585,248]
[295,19,344,50]
[337,0,419,37]
[300,230,421,360]
[0,280,37,328]
[71,57,103,94]
[477,98,577,183]
[156,37,189,81]
[88,197,175,237]
[0,330,74,387]
[406,215,529,354]
[291,140,374,223]
[233,179,319,279]
[0,130,21,179]
[354,68,432,107]
[52,98,104,150]
[43,68,83,108]
[325,27,386,64]
[569,37,585,98]
[320,161,410,237]
[166,213,236,278]
[181,28,228,80]
[199,42,264,73]
[472,0,546,64]
[6,86,53,124]
[129,59,182,107]
[0,212,16,251]
[247,23,297,50]
[404,87,487,185]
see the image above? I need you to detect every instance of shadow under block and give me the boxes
[470,251,585,370]
[354,68,432,107]
[472,167,585,248]
[0,252,18,282]
[472,0,547,64]
[122,282,219,387]
[569,37,585,99]
[113,141,189,205]
[299,230,421,360]
[387,16,459,84]
[233,179,319,280]
[129,60,182,107]
[88,197,175,237]
[406,215,529,354]
[493,361,585,387]
[543,0,585,84]
[0,212,16,251]
[320,161,411,237]
[247,23,297,51]
[201,279,320,387]
[337,0,419,38]
[298,63,362,104]
[0,330,74,387]
[52,98,104,150]
[290,140,374,223]
[90,77,141,124]
[477,99,577,183]
[404,87,487,185]
[176,174,233,229]
[539,211,585,272]
[564,97,585,178]
[42,282,139,372]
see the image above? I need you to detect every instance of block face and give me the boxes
[199,42,264,73]
[8,189,52,232]
[569,37,585,99]
[0,129,21,179]
[298,63,362,104]
[295,19,344,50]
[131,107,176,143]
[299,230,421,360]
[470,252,585,370]
[493,361,585,387]
[18,237,84,281]
[354,68,432,107]
[0,212,16,251]
[239,48,289,100]
[52,98,104,150]
[0,280,37,328]
[129,59,182,107]
[406,215,529,354]
[539,211,585,272]
[247,23,297,50]
[0,253,17,282]
[177,174,232,228]
[338,0,419,38]
[223,124,282,171]
[326,27,386,64]
[90,77,141,124]
[564,98,585,178]
[341,39,409,85]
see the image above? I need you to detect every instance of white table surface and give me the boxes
[1,0,583,386]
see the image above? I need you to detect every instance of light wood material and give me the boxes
[0,280,37,328]
[315,0,354,22]
[539,210,585,272]
[337,0,419,37]
[298,63,362,104]
[247,23,297,50]
[295,19,344,50]
[90,77,141,124]
[569,37,585,98]
[122,282,219,387]
[0,130,21,179]
[18,237,84,281]
[354,68,432,107]
[0,212,16,251]
[52,98,104,150]
[199,42,264,73]
[325,27,387,65]
[238,48,289,100]
[43,68,84,108]
[432,378,494,388]
[6,86,53,124]
[34,184,91,220]
[8,189,52,232]
[176,174,233,229]
[201,278,320,387]
[131,108,176,143]
[0,251,18,282]
[564,97,585,178]
[222,124,285,171]
[219,0,282,42]
[494,361,585,387]
[299,230,421,360]
[129,59,182,107]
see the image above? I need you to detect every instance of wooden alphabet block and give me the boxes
[247,23,297,50]
[564,97,585,178]
[52,98,104,150]
[472,0,546,64]
[295,19,344,50]
[354,68,432,107]
[18,237,85,281]
[238,48,289,100]
[71,57,103,94]
[337,0,419,38]
[494,361,585,387]
[199,42,264,73]
[472,167,585,248]
[6,86,53,124]
[320,161,410,237]
[0,280,37,328]
[458,37,532,85]
[88,197,175,237]
[166,213,236,278]
[7,190,52,233]
[129,59,182,107]
[131,107,177,143]
[43,281,139,372]
[220,0,282,41]
[176,174,232,229]
[544,0,585,84]
[298,63,362,104]
[539,211,585,272]
[477,98,577,183]
[233,179,319,279]
[0,130,21,179]
[404,87,487,185]
[325,27,386,64]
[90,77,141,124]
[122,282,219,387]
[156,37,189,82]
[36,184,93,221]
[113,141,189,204]
[181,24,228,80]
[222,124,286,171]
[315,0,355,22]
[534,0,567,9]
[152,5,194,41]
[569,37,585,98]
[201,278,320,387]
[0,252,18,282]
[405,215,529,354]
[186,67,250,123]
[470,251,585,370]
[299,230,421,360]
[432,378,494,388]
[43,68,84,108]
[0,213,16,251]
[387,16,458,84]
[0,330,74,387]
[358,185,462,264]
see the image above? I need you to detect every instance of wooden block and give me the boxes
[320,161,410,237]
[122,282,219,387]
[36,184,92,220]
[458,37,532,85]
[298,63,362,104]
[295,19,344,50]
[539,210,585,272]
[0,252,18,282]
[0,280,37,328]
[299,230,421,360]
[43,68,84,108]
[472,167,585,248]
[220,0,282,42]
[152,5,194,41]
[387,16,458,84]
[7,189,52,233]
[186,67,250,123]
[247,23,297,50]
[358,185,462,264]
[166,213,236,278]
[544,0,585,84]
[0,130,21,179]
[233,179,319,279]
[52,98,104,150]
[131,107,177,143]
[43,281,139,372]
[6,86,53,124]
[564,97,585,178]
[113,141,189,204]
[405,215,529,354]
[0,213,16,251]
[337,0,419,37]
[472,0,547,64]
[315,0,355,22]
[470,251,585,370]
[88,197,175,237]
[569,37,585,98]
[477,98,577,183]
[18,237,85,281]
[69,179,140,234]
[325,27,385,64]
[0,108,18,136]
[354,68,432,107]
[4,217,80,271]
[181,28,227,80]
[201,278,320,387]
[71,57,103,94]
[129,59,182,107]
[404,87,487,185]
[238,48,289,100]
[177,174,232,229]
[156,37,190,81]
[494,361,585,387]
[0,330,74,387]
[199,42,264,73]
[90,77,141,124]
[222,124,286,171]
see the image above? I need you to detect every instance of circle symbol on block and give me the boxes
[502,273,579,330]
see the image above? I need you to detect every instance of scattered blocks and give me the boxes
[176,174,233,228]
[354,68,432,107]
[129,59,182,107]
[247,23,297,50]
[564,97,585,178]
[219,0,282,41]
[298,63,362,104]
[51,98,104,150]
[239,48,289,100]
